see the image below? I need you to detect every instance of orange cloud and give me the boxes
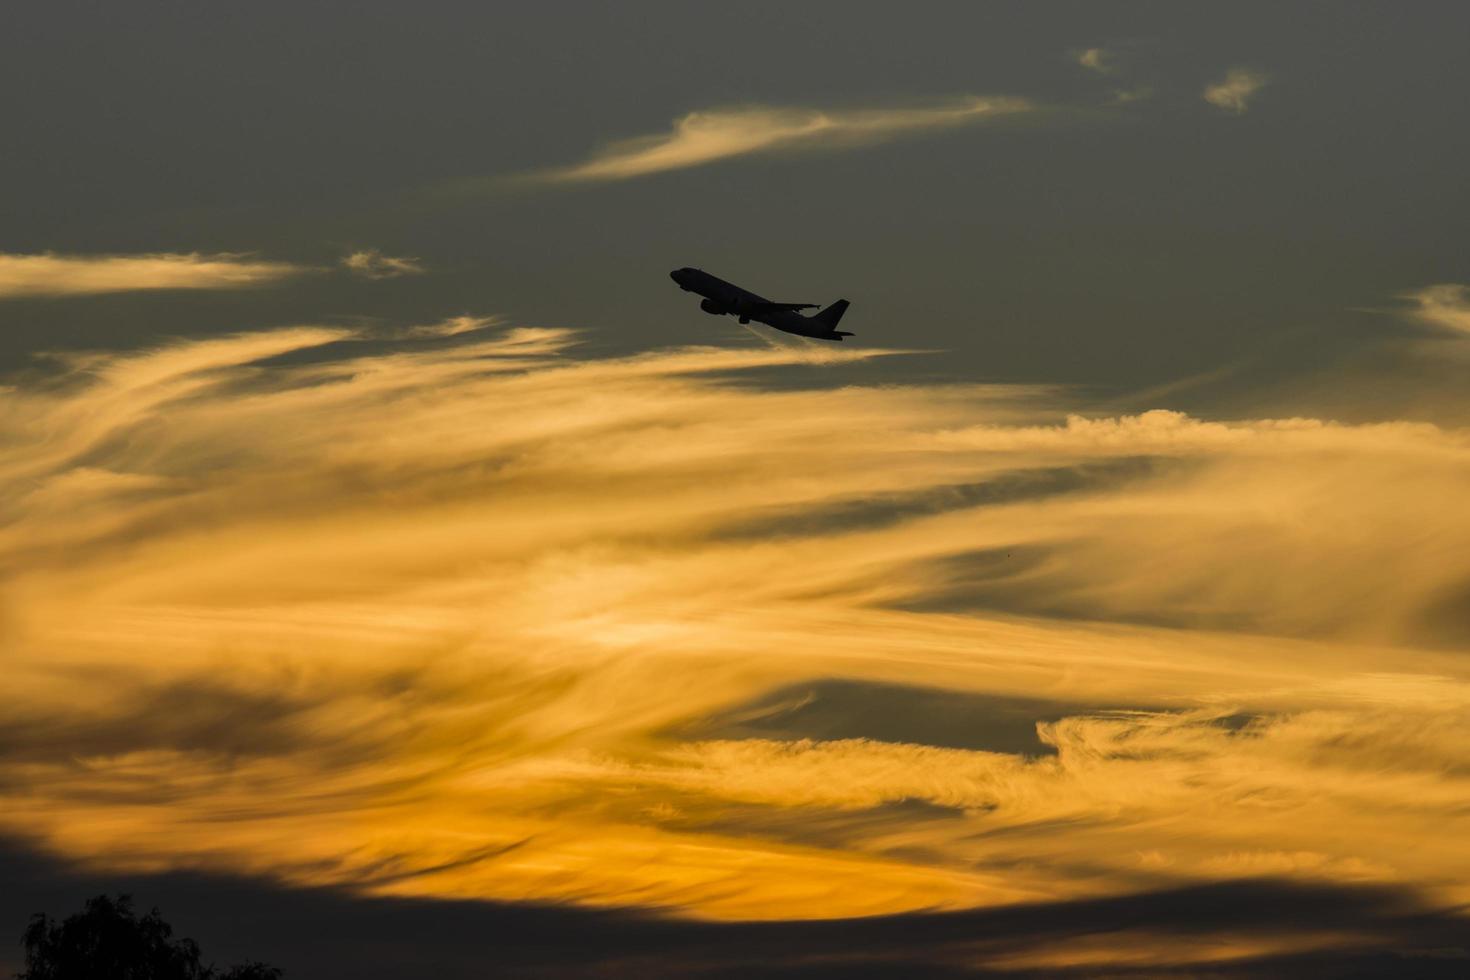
[2,318,1468,953]
[0,252,307,298]
[530,97,1034,182]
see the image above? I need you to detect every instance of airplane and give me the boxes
[670,267,851,341]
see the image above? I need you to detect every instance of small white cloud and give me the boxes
[530,96,1035,183]
[1203,67,1269,114]
[1077,48,1111,73]
[341,249,427,280]
[404,315,502,339]
[1405,284,1470,337]
[0,252,305,299]
[1110,86,1152,105]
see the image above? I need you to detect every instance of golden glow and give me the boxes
[3,320,1469,955]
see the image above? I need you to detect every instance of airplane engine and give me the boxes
[699,298,729,316]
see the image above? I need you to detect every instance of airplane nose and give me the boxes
[669,269,682,282]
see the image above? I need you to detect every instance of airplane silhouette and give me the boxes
[670,268,851,341]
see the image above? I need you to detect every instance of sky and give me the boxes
[3,3,1470,976]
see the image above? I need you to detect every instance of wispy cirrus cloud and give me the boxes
[0,252,307,298]
[528,96,1034,183]
[341,248,426,280]
[3,303,1470,950]
[1406,283,1470,337]
[1076,47,1112,73]
[1203,67,1269,114]
[401,314,501,338]
[1110,85,1152,105]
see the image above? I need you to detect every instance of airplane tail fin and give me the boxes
[810,299,849,332]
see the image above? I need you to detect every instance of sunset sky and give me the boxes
[4,4,1470,976]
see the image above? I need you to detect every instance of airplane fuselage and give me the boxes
[669,268,851,341]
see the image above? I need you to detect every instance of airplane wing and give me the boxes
[750,301,819,313]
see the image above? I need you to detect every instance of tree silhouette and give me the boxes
[17,894,280,980]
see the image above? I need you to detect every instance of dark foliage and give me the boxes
[17,894,279,980]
